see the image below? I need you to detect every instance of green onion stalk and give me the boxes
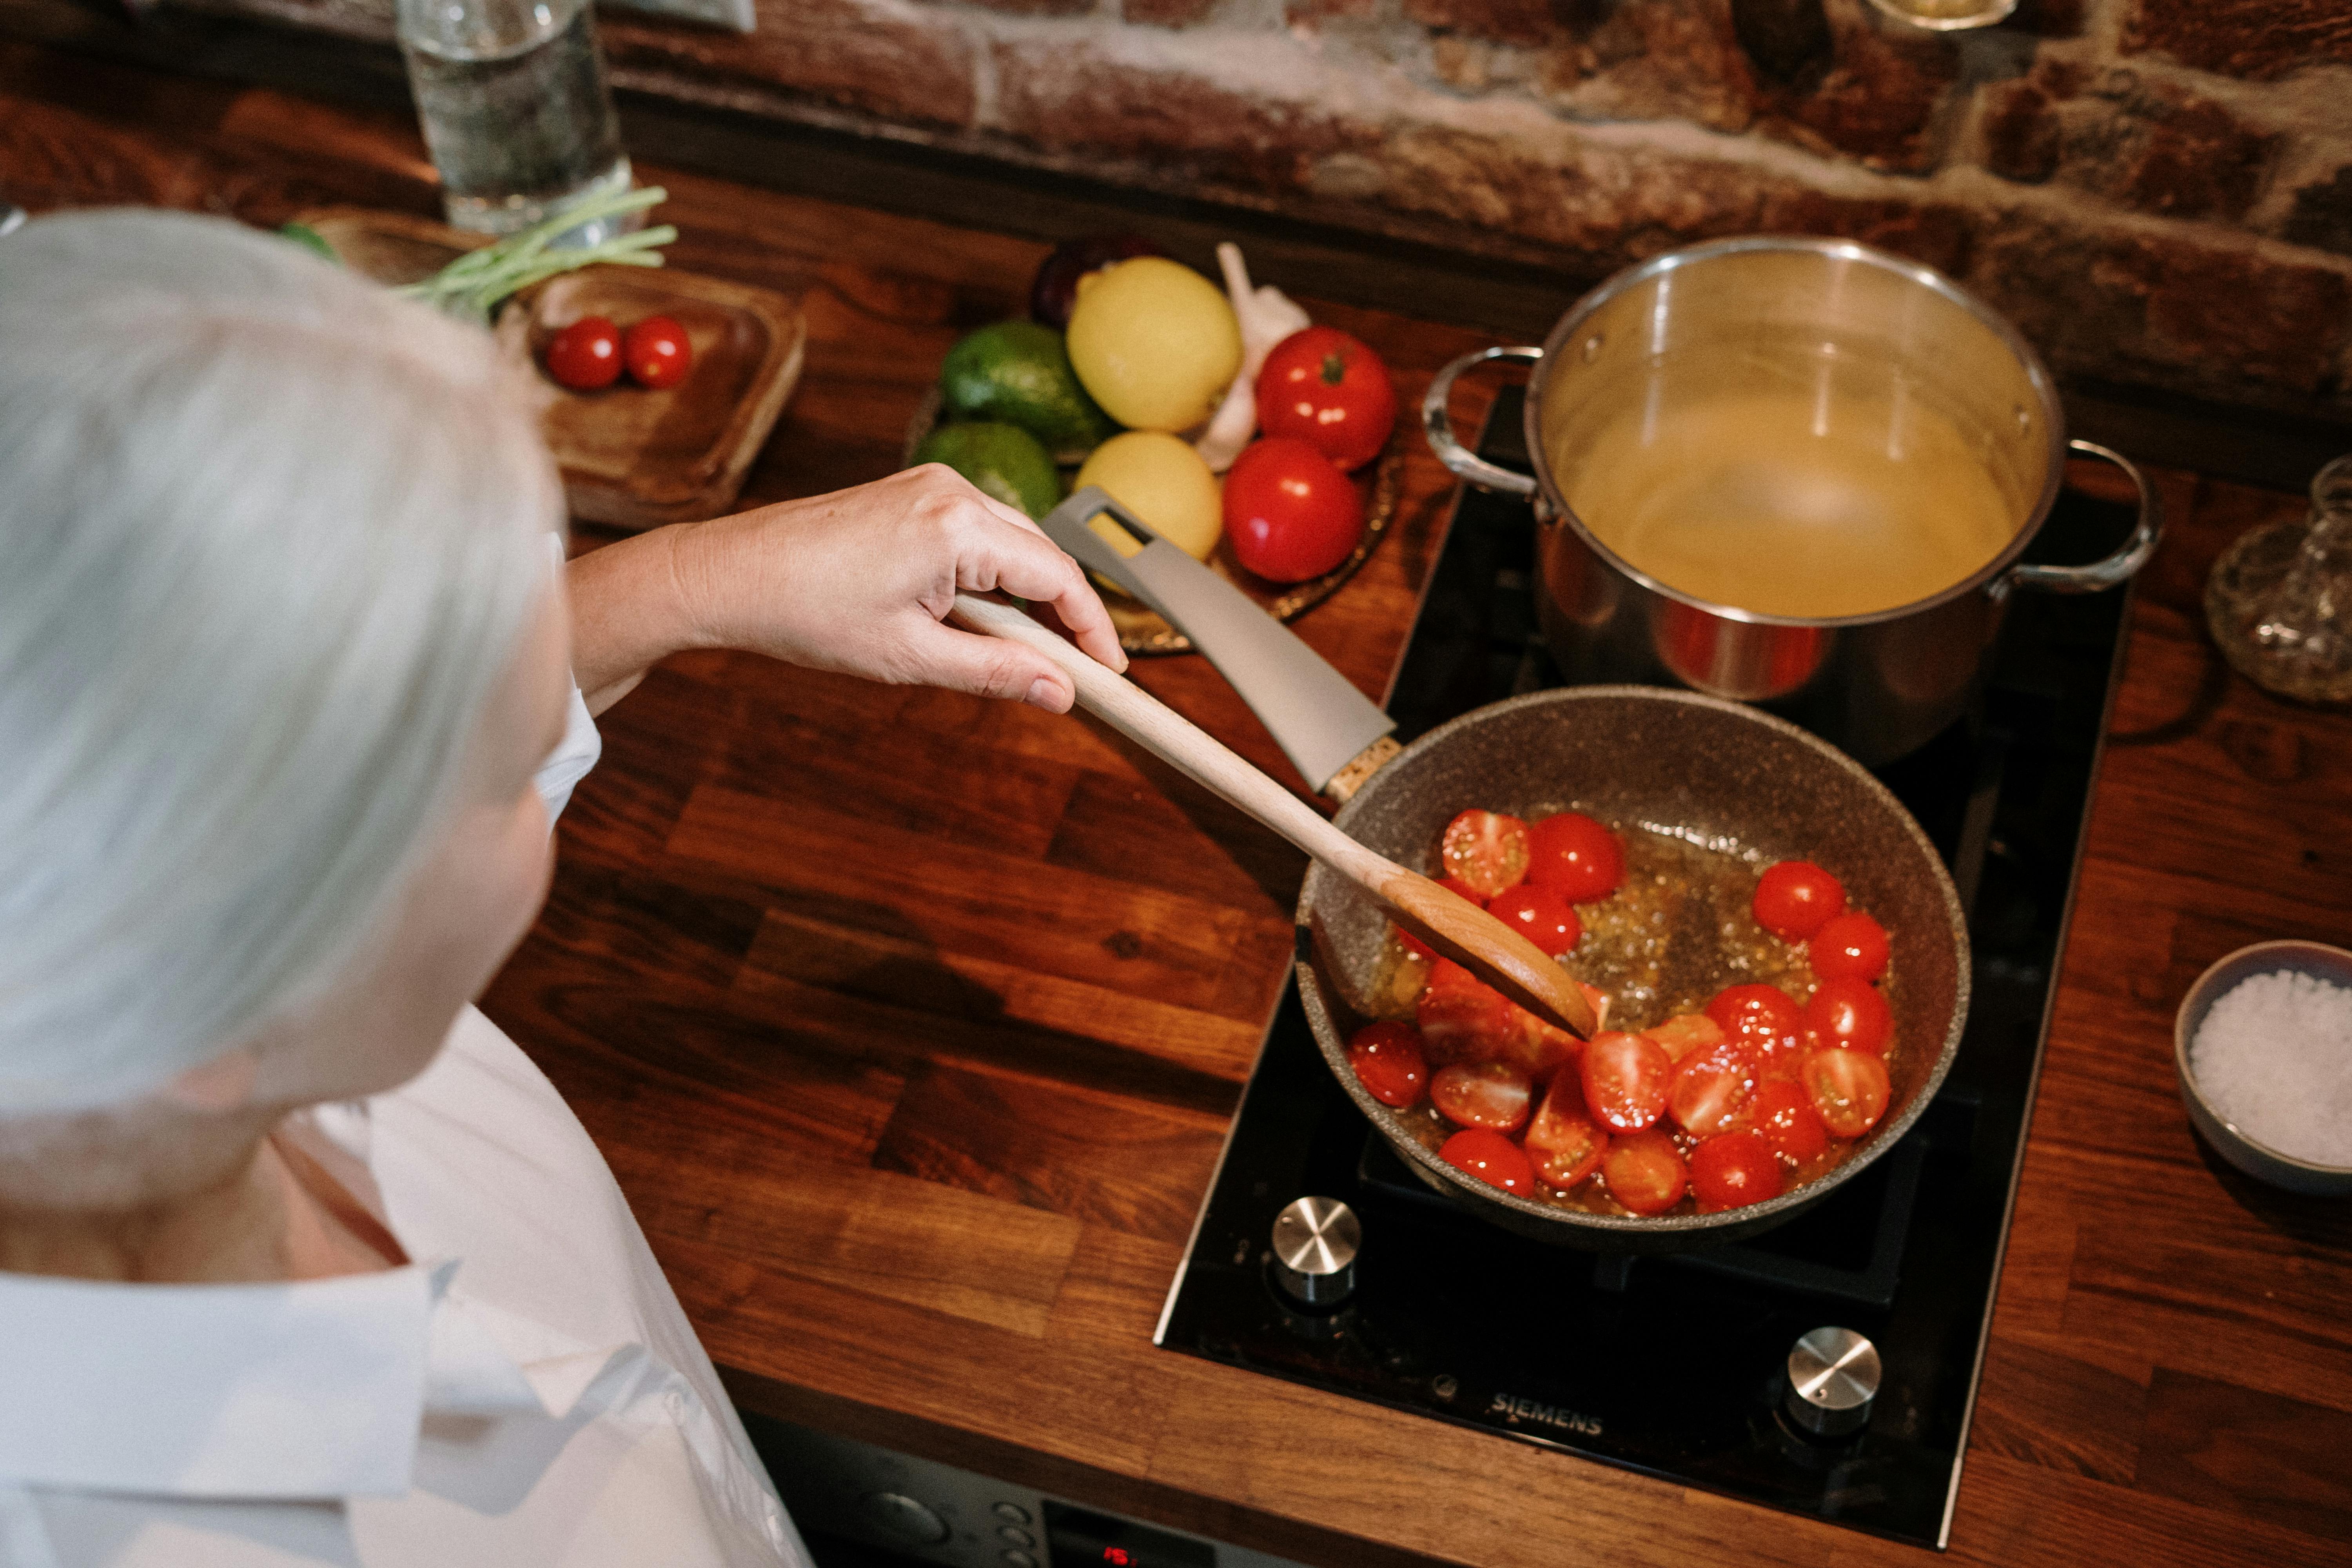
[392,185,677,327]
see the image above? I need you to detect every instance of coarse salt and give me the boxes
[2189,968,2352,1168]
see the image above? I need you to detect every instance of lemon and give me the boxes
[1076,432,1222,562]
[1065,257,1242,433]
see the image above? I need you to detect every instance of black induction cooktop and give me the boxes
[1154,387,2136,1550]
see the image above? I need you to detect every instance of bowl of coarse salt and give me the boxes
[2175,940,2352,1197]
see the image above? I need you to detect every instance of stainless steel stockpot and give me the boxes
[1425,236,2163,765]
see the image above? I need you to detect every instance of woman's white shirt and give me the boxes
[0,668,809,1568]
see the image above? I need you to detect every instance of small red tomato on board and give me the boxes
[1753,860,1847,941]
[622,314,692,389]
[545,315,622,390]
[1804,977,1893,1054]
[1579,1030,1671,1133]
[1417,972,1524,1066]
[1523,1069,1609,1190]
[1800,1044,1892,1139]
[1644,1012,1726,1063]
[1740,1077,1830,1163]
[1431,1060,1534,1134]
[1440,1128,1535,1196]
[1601,1129,1688,1215]
[1439,809,1530,898]
[1706,984,1805,1062]
[1485,883,1582,957]
[1393,875,1485,960]
[1254,325,1399,472]
[1347,1021,1428,1109]
[1667,1036,1761,1138]
[1811,911,1891,984]
[1526,813,1624,903]
[1688,1129,1787,1211]
[1223,437,1365,584]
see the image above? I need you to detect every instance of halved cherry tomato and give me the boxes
[1753,860,1846,941]
[1440,1127,1535,1195]
[1394,875,1486,960]
[1644,1012,1725,1063]
[1485,883,1582,957]
[1804,977,1893,1054]
[1688,1129,1787,1210]
[1800,1044,1892,1138]
[622,314,692,389]
[1580,982,1612,1034]
[1578,1030,1671,1133]
[1431,1059,1533,1134]
[1523,1069,1608,1190]
[1346,1021,1427,1109]
[1417,969,1522,1066]
[1706,984,1804,1062]
[1254,325,1398,472]
[544,315,622,390]
[1526,813,1624,903]
[1667,1036,1760,1138]
[1810,911,1890,984]
[1440,809,1530,898]
[1601,1129,1687,1215]
[1740,1077,1829,1163]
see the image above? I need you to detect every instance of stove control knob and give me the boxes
[858,1491,950,1546]
[1784,1327,1880,1439]
[1270,1196,1359,1307]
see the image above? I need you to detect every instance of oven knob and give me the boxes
[857,1490,950,1546]
[1270,1196,1359,1307]
[1784,1327,1880,1439]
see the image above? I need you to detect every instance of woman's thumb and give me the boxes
[901,617,1076,711]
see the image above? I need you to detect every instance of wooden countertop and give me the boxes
[5,35,2349,1568]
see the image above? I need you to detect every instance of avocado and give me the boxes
[909,421,1064,522]
[938,320,1121,459]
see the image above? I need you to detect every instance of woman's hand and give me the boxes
[566,466,1124,714]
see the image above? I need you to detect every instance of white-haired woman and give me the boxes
[0,209,1121,1568]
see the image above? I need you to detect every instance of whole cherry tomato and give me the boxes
[1431,1059,1534,1134]
[1439,1127,1535,1196]
[1346,1021,1428,1109]
[1688,1129,1787,1211]
[1393,874,1485,961]
[1223,437,1365,584]
[1811,911,1890,983]
[1804,977,1893,1054]
[1486,883,1581,957]
[1601,1129,1688,1215]
[544,316,622,390]
[1526,813,1624,903]
[622,314,693,389]
[1254,325,1398,472]
[1753,860,1847,941]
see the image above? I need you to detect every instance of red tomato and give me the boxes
[1804,977,1893,1054]
[1431,1060,1534,1134]
[1601,1129,1688,1216]
[544,316,621,390]
[1644,1012,1725,1063]
[1705,984,1805,1062]
[1753,860,1846,941]
[1811,911,1891,984]
[1439,809,1530,898]
[622,314,692,389]
[1254,326,1399,472]
[1523,1069,1609,1190]
[1393,875,1485,961]
[1578,1030,1671,1133]
[1346,1021,1427,1109]
[1416,973,1523,1066]
[1666,1036,1760,1138]
[1526,813,1624,903]
[1440,1127,1535,1196]
[1223,438,1365,584]
[1740,1078,1829,1163]
[1688,1130,1787,1211]
[1800,1044,1892,1138]
[1485,884,1581,957]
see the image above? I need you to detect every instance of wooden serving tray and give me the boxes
[298,206,806,530]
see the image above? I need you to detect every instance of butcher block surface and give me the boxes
[2,33,2349,1568]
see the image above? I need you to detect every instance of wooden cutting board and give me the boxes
[298,206,806,530]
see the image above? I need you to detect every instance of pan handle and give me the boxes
[1423,346,1543,499]
[2003,439,2165,595]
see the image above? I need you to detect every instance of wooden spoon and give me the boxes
[953,595,1597,1040]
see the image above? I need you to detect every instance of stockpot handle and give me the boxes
[2004,439,2165,595]
[1423,346,1543,499]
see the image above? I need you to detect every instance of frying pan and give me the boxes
[1037,488,1970,1253]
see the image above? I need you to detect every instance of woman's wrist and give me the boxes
[563,522,719,713]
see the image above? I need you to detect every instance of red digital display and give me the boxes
[1103,1551,1132,1566]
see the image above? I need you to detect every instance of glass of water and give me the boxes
[397,0,633,243]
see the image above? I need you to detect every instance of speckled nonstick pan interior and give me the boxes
[1296,686,1970,1254]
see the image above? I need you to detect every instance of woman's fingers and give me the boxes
[964,509,1127,674]
[896,615,1076,712]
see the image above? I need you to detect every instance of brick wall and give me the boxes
[217,0,2352,416]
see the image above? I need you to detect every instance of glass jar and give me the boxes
[2206,455,2352,704]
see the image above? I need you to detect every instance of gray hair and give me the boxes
[0,209,559,1115]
